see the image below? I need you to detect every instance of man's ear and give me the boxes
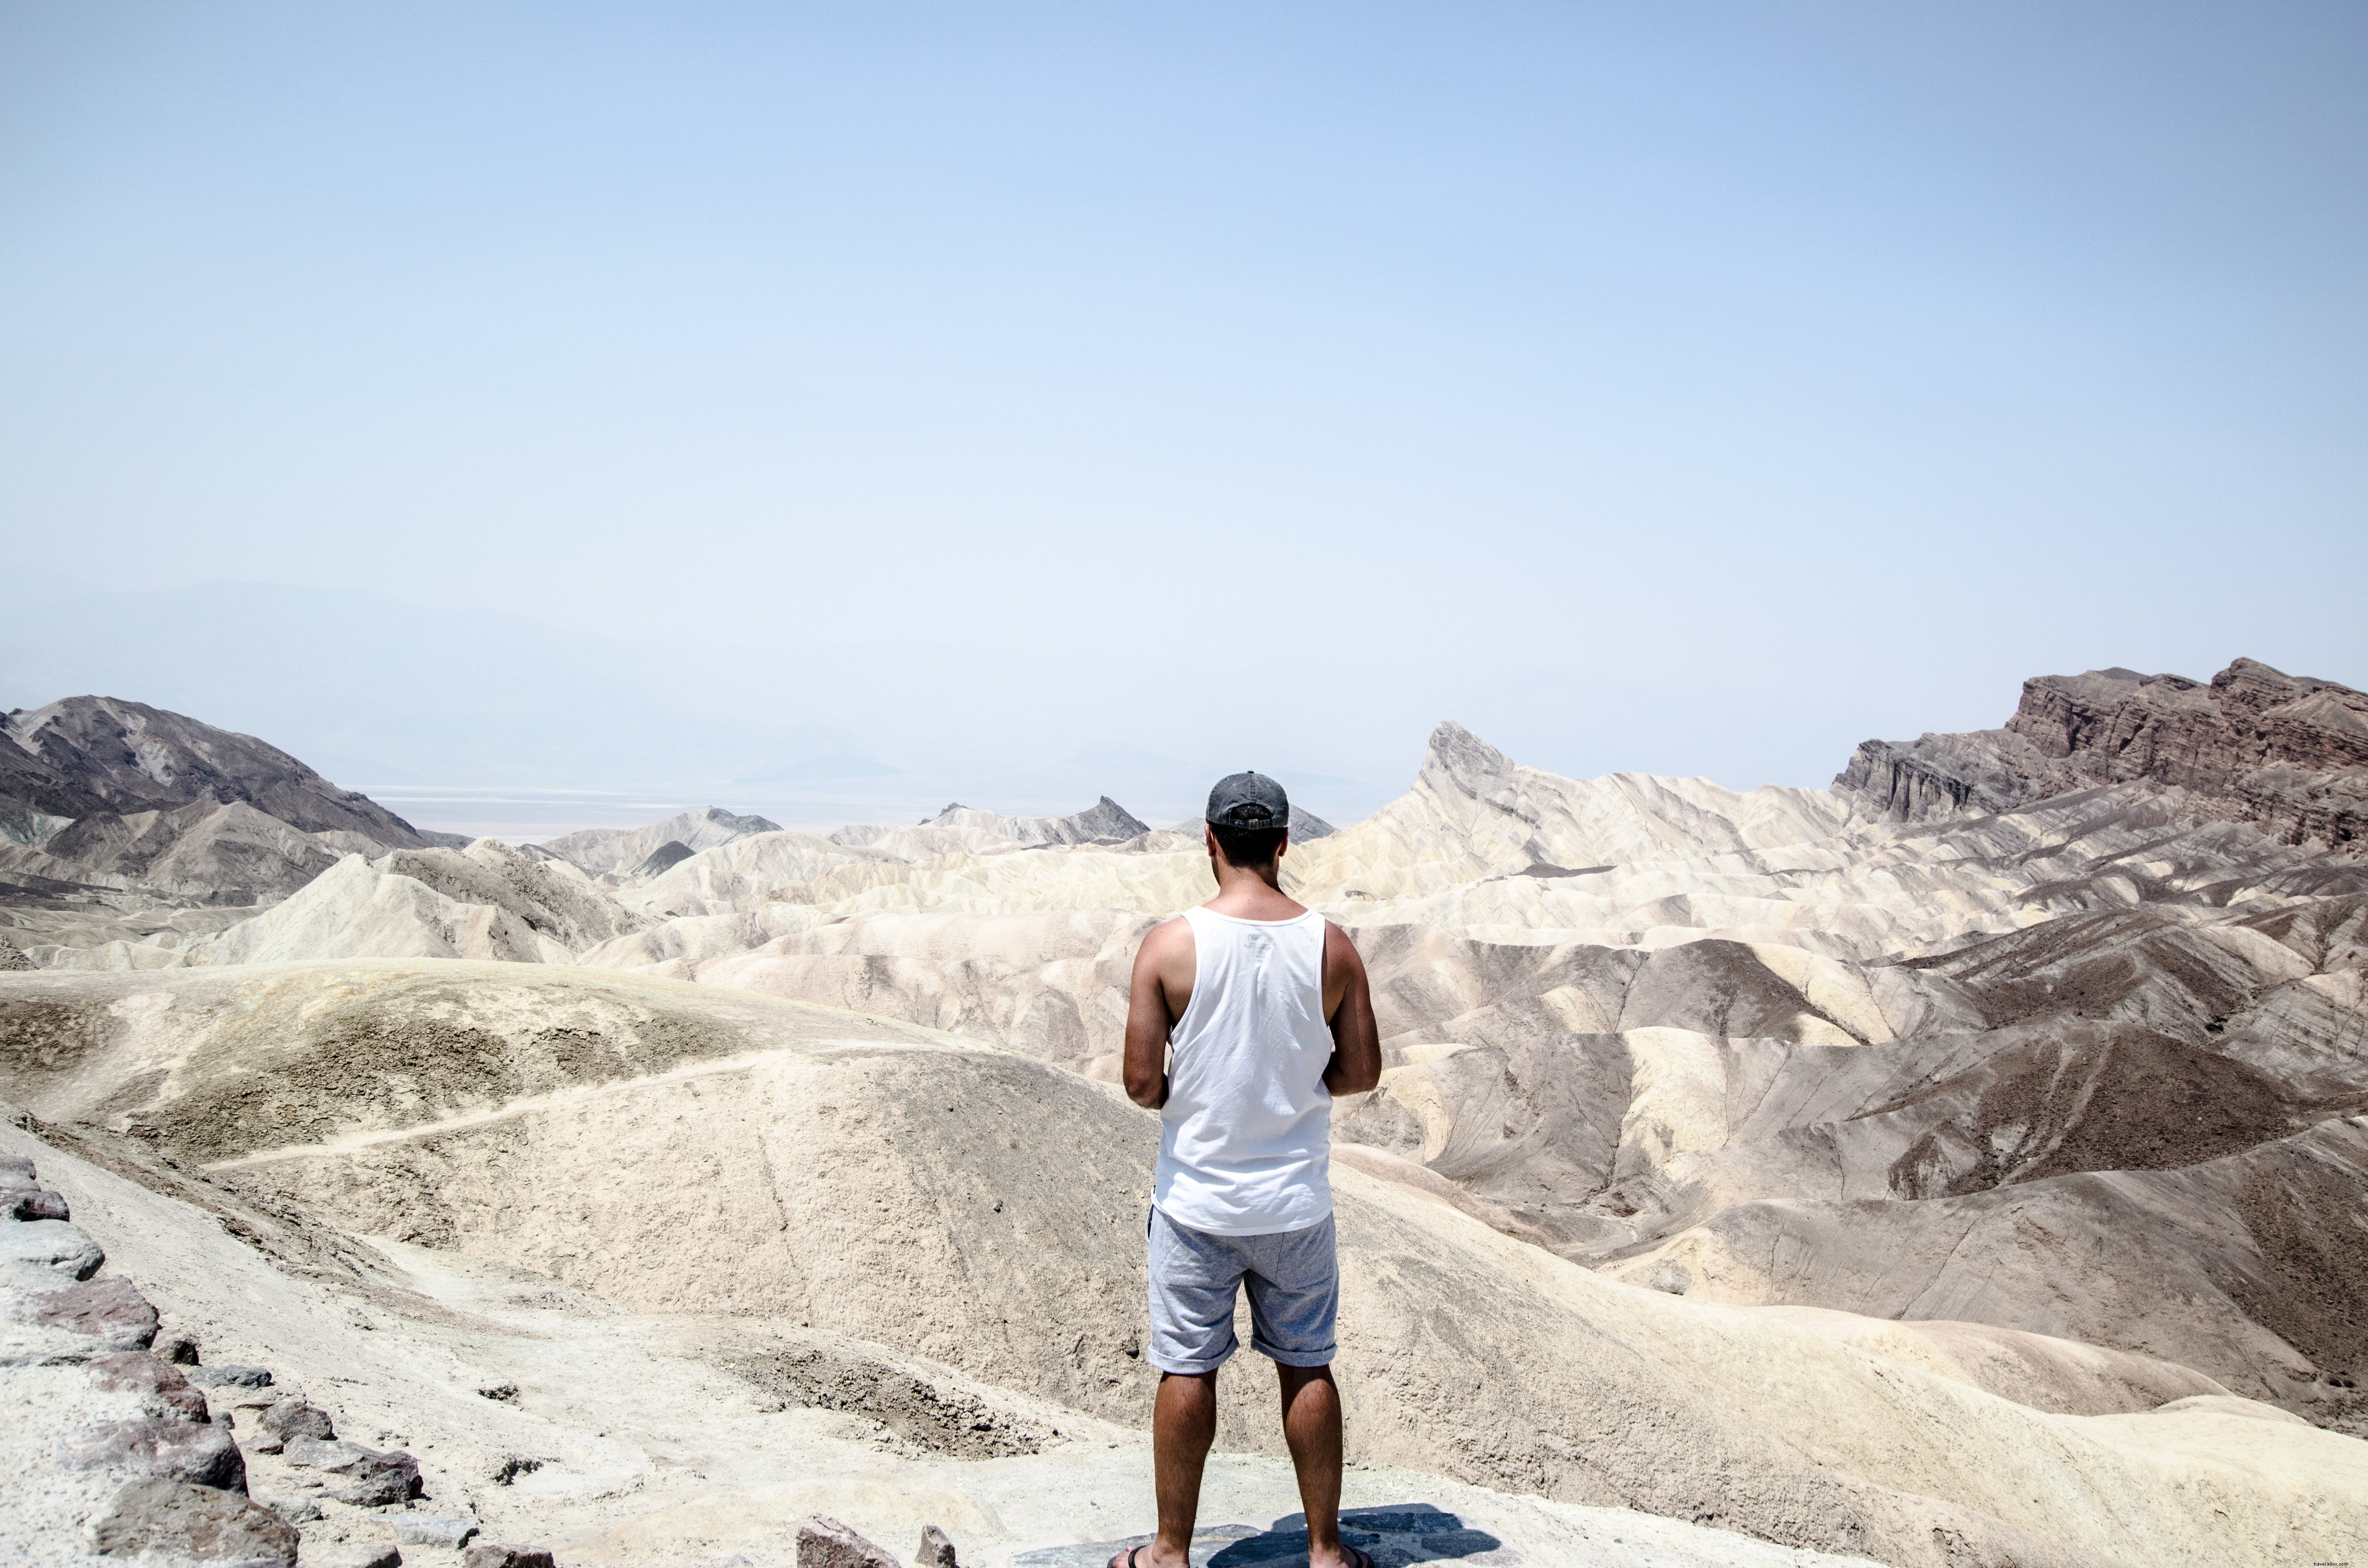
[1277,830,1290,860]
[1204,825,1221,860]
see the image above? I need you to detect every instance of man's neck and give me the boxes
[1205,858,1307,919]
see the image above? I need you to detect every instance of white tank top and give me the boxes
[1154,905,1335,1236]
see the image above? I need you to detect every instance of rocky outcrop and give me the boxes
[0,1150,301,1566]
[1056,796,1152,844]
[32,798,344,901]
[828,796,1152,857]
[0,1136,469,1567]
[370,839,645,951]
[538,806,782,876]
[0,720,107,846]
[626,840,695,879]
[3,696,431,847]
[797,1514,902,1568]
[1840,659,2368,855]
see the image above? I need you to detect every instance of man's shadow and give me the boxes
[1204,1504,1507,1566]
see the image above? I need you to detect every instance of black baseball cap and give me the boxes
[1207,771,1289,831]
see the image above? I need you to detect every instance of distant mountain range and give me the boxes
[0,573,1379,829]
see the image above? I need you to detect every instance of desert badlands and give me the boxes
[3,658,2366,1568]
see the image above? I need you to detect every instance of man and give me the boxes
[1113,771,1383,1568]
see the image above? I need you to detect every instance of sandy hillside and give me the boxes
[4,660,2366,1567]
[6,961,2366,1568]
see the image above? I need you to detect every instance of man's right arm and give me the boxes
[1122,918,1187,1109]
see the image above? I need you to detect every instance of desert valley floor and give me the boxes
[3,658,2366,1568]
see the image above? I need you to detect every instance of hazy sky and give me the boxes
[5,3,2364,828]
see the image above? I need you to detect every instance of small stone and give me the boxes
[394,1515,481,1548]
[187,1362,275,1389]
[57,1417,247,1491]
[309,1546,403,1568]
[0,1181,72,1220]
[5,1276,160,1349]
[914,1524,959,1568]
[88,1351,212,1422]
[91,1476,298,1566]
[0,1218,105,1284]
[0,1153,35,1182]
[256,1492,323,1523]
[154,1330,202,1365]
[464,1546,558,1568]
[797,1515,900,1568]
[260,1396,336,1447]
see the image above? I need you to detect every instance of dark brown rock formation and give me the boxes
[1839,659,2368,855]
[2,697,430,847]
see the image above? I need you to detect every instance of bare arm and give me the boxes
[1320,921,1381,1097]
[1122,917,1192,1109]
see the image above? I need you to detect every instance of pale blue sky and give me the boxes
[4,3,2363,829]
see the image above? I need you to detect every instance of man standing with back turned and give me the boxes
[1113,772,1383,1568]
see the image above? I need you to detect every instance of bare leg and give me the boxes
[1278,1363,1350,1567]
[1140,1370,1217,1568]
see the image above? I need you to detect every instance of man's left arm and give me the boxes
[1320,921,1381,1097]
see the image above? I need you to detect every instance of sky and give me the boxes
[4,2,2364,833]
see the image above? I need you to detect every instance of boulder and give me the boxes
[464,1546,558,1568]
[252,1395,335,1453]
[0,1181,72,1220]
[393,1515,481,1548]
[90,1476,299,1566]
[914,1525,960,1567]
[328,1459,423,1507]
[186,1362,274,1389]
[0,1153,36,1181]
[0,1218,104,1284]
[798,1515,900,1568]
[57,1417,247,1491]
[154,1329,202,1364]
[3,1274,159,1349]
[282,1434,367,1467]
[282,1436,423,1505]
[88,1350,212,1421]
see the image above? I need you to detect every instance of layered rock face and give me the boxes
[1840,658,2368,854]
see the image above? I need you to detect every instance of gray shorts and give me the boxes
[1146,1207,1338,1375]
